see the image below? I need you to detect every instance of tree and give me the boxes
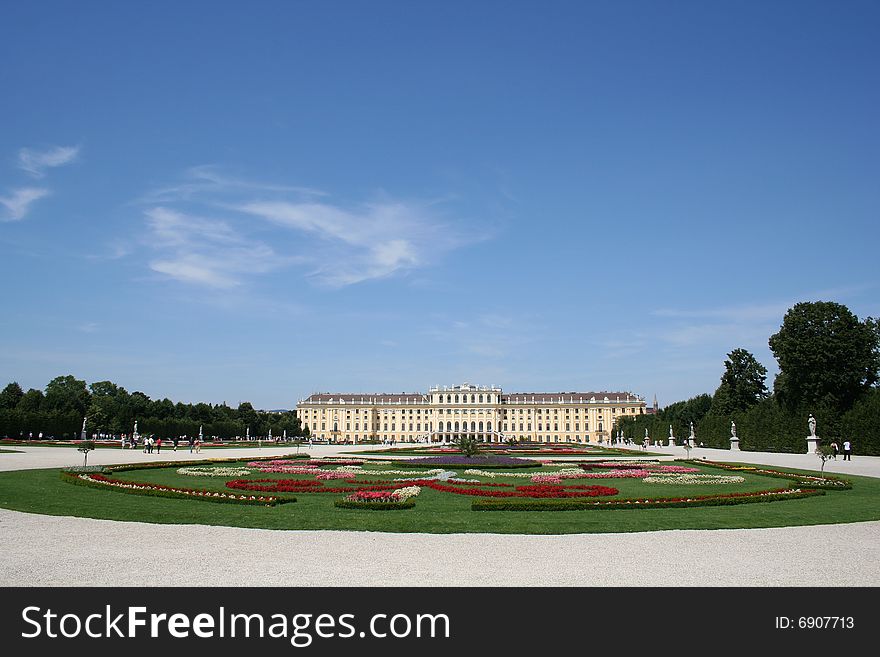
[77,440,95,467]
[237,402,259,432]
[44,375,91,416]
[0,382,24,409]
[769,302,879,412]
[712,348,769,415]
[455,435,481,458]
[18,388,45,412]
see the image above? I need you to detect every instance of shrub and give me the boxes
[471,488,825,511]
[334,499,415,511]
[61,471,289,506]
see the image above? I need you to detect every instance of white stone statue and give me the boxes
[689,421,695,439]
[731,421,736,438]
[645,428,649,439]
[82,416,87,433]
[669,424,673,438]
[808,414,816,437]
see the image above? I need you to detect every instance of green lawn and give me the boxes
[0,458,875,534]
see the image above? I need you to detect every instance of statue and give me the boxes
[668,424,673,438]
[808,414,816,437]
[689,421,695,439]
[731,421,736,438]
[645,428,649,439]
[81,416,87,433]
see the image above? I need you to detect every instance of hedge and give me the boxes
[471,488,825,511]
[61,471,290,506]
[333,499,416,511]
[105,453,311,473]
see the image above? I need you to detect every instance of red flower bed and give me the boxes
[423,481,618,498]
[306,459,364,466]
[356,478,513,488]
[224,476,616,498]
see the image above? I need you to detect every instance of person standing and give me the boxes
[830,441,839,459]
[155,436,162,454]
[843,439,852,461]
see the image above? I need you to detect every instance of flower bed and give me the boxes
[334,499,416,510]
[177,466,253,477]
[403,455,541,469]
[333,485,421,511]
[424,481,618,498]
[471,487,825,511]
[642,473,746,485]
[61,471,285,506]
[690,460,852,490]
[61,465,106,474]
[307,459,364,466]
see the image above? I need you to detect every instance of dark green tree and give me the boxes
[769,302,879,412]
[712,348,769,415]
[237,402,259,433]
[0,382,24,409]
[44,375,91,416]
[18,388,45,412]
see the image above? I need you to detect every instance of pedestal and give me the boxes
[730,438,739,451]
[806,435,820,454]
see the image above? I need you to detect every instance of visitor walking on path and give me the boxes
[830,441,839,459]
[194,437,201,454]
[843,440,852,461]
[155,437,162,454]
[188,437,194,453]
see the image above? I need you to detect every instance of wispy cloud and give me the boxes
[0,187,51,221]
[18,145,79,178]
[136,167,486,288]
[652,301,792,323]
[138,165,326,204]
[236,197,482,286]
[145,207,287,288]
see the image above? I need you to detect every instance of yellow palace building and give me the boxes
[295,383,648,444]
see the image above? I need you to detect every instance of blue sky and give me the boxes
[1,0,878,409]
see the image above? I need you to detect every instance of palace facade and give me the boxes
[295,383,648,444]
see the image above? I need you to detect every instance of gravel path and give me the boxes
[1,443,878,586]
[1,509,877,586]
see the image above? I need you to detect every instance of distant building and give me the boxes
[295,383,647,444]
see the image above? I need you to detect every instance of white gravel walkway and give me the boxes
[1,442,879,586]
[1,509,877,586]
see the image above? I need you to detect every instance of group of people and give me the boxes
[124,435,202,454]
[828,440,853,461]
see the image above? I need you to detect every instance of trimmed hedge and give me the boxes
[471,488,825,511]
[333,499,415,511]
[61,465,106,474]
[105,453,311,474]
[61,471,290,506]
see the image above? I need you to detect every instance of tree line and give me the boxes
[0,376,306,441]
[617,301,880,455]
